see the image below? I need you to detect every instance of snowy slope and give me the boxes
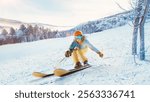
[0,23,150,85]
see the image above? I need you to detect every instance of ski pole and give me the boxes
[54,57,67,69]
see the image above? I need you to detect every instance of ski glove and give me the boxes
[97,52,104,58]
[65,50,72,57]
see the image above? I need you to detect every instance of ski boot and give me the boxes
[74,62,83,69]
[83,60,90,67]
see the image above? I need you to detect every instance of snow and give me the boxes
[0,22,150,85]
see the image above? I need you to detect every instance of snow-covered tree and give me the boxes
[132,0,150,60]
[19,24,26,31]
[9,27,16,36]
[33,25,38,40]
[9,27,17,43]
[25,25,34,42]
[132,0,143,55]
[139,0,150,60]
[1,29,8,36]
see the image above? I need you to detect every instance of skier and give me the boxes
[65,30,104,69]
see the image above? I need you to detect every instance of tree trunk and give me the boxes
[132,17,140,55]
[132,0,143,55]
[139,0,150,60]
[139,17,145,60]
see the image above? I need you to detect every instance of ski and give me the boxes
[32,72,54,78]
[54,65,91,77]
[32,65,91,78]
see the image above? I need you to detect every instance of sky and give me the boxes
[0,0,132,26]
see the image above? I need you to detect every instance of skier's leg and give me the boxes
[72,49,82,68]
[72,49,79,63]
[78,47,88,63]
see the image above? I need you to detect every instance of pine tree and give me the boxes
[25,25,34,42]
[1,29,8,36]
[33,25,39,40]
[19,24,26,31]
[9,27,16,36]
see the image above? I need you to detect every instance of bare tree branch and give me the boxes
[113,0,128,11]
[129,0,136,9]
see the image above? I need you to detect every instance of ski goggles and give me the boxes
[75,35,82,40]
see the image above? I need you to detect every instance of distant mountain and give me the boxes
[0,18,74,45]
[0,18,73,32]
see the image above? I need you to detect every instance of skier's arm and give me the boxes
[85,40,103,58]
[65,41,80,57]
[85,39,99,53]
[69,41,80,52]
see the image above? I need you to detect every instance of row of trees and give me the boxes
[66,10,133,36]
[0,24,58,45]
[56,10,133,38]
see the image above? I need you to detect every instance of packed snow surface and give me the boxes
[0,23,150,85]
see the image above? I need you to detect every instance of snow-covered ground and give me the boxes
[0,22,150,85]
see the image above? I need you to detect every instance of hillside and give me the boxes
[57,10,134,37]
[0,18,73,32]
[0,22,150,85]
[58,10,150,37]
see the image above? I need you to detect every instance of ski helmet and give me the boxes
[74,30,82,36]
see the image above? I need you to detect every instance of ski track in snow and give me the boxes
[0,23,150,85]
